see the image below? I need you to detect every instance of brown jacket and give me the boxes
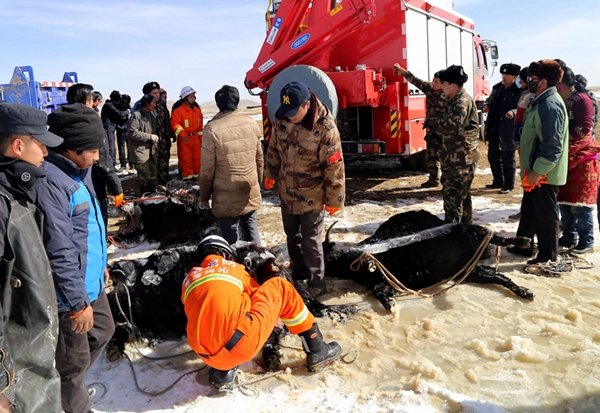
[266,98,345,214]
[199,110,263,218]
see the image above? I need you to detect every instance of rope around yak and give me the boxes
[350,228,493,298]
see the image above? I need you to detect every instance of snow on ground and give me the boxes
[90,177,600,413]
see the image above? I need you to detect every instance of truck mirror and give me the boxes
[490,45,499,60]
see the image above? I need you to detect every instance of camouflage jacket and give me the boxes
[156,102,175,145]
[403,71,445,129]
[431,89,480,167]
[265,98,345,214]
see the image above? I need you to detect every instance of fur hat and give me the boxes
[439,65,468,86]
[142,81,160,95]
[500,63,521,76]
[47,103,105,151]
[528,60,564,87]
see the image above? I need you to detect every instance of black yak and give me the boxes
[106,243,357,369]
[323,209,534,311]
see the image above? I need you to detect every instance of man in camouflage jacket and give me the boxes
[394,64,445,187]
[430,65,480,224]
[265,82,345,296]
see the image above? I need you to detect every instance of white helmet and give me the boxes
[180,86,196,99]
[198,235,234,259]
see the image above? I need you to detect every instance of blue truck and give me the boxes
[0,65,78,113]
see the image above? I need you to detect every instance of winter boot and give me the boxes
[299,324,341,372]
[208,367,237,389]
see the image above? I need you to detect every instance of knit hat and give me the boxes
[0,102,63,147]
[142,81,160,95]
[47,103,105,151]
[439,65,468,86]
[215,85,240,112]
[500,63,521,76]
[276,81,311,118]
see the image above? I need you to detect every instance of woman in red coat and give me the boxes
[557,67,600,254]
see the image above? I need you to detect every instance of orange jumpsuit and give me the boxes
[182,255,314,371]
[171,103,203,178]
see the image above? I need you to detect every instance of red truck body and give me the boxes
[245,0,497,157]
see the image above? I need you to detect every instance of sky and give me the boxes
[1,0,600,105]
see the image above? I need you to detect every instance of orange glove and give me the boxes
[522,171,548,192]
[114,193,125,208]
[324,205,340,216]
[264,178,275,190]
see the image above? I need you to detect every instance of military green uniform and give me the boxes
[265,97,345,287]
[155,101,175,185]
[431,89,480,224]
[403,71,446,184]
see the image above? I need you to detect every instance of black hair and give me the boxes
[0,132,14,155]
[215,85,240,112]
[139,94,155,108]
[66,83,94,104]
[92,91,103,101]
[561,67,575,88]
[110,90,121,101]
[574,74,598,136]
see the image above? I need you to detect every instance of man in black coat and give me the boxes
[482,63,521,194]
[0,102,63,412]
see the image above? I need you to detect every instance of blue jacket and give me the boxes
[36,152,107,313]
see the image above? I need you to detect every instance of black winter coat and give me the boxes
[0,159,61,412]
[484,82,521,151]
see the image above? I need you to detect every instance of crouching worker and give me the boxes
[182,235,341,388]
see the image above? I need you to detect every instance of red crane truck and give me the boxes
[244,0,498,159]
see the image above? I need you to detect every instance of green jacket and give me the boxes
[519,87,569,185]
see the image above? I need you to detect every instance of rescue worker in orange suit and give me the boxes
[171,86,203,179]
[181,235,341,388]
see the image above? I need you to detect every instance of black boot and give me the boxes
[208,367,237,389]
[299,324,341,372]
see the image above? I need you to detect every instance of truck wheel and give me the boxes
[265,65,338,122]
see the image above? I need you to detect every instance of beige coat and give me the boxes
[199,110,263,218]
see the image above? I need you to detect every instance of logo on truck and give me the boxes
[291,33,311,50]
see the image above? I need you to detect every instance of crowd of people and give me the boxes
[396,58,599,266]
[0,56,598,411]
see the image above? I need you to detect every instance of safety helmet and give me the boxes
[180,86,196,99]
[198,235,234,259]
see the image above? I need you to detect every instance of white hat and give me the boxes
[180,86,196,99]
